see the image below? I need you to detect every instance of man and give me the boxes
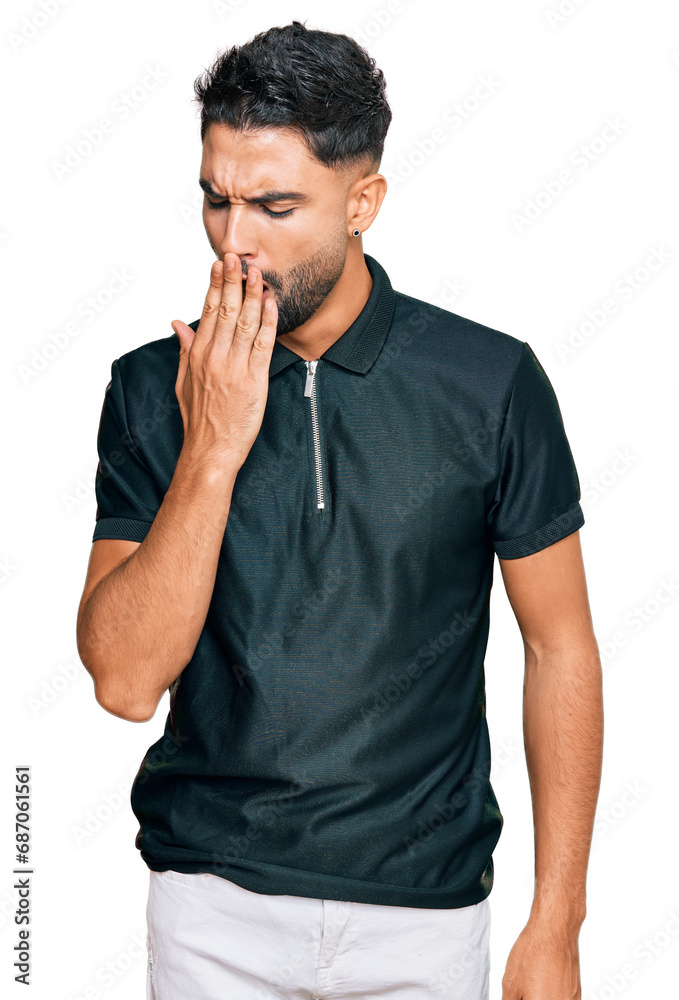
[76,20,603,1000]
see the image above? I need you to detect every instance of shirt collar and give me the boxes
[269,253,395,378]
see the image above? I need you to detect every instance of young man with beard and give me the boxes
[77,19,603,1000]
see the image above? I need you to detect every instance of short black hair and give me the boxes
[192,19,392,175]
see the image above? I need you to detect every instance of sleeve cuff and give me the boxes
[493,503,585,560]
[92,516,154,543]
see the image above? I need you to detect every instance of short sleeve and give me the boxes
[488,342,584,559]
[92,358,159,543]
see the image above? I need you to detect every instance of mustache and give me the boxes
[240,263,273,290]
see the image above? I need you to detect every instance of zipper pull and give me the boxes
[304,359,318,397]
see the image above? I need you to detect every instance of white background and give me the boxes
[2,0,678,997]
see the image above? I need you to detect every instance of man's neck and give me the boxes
[275,253,373,361]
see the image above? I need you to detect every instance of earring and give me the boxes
[352,228,360,237]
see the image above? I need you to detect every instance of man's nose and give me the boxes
[219,207,256,272]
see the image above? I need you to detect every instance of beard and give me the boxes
[255,238,348,337]
[209,230,349,338]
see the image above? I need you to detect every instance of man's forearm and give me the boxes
[522,640,604,935]
[78,445,241,720]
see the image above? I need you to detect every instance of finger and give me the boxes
[171,321,193,422]
[172,319,194,383]
[171,319,196,353]
[226,265,267,361]
[192,258,226,352]
[212,252,249,349]
[249,295,278,372]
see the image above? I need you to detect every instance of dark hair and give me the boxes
[192,19,392,174]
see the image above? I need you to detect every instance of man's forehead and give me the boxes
[200,126,326,196]
[203,123,316,170]
[200,123,366,198]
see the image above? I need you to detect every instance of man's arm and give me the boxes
[497,529,603,999]
[77,255,278,723]
[77,456,240,722]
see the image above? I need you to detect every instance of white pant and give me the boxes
[145,869,491,999]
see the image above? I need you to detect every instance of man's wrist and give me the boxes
[527,892,586,938]
[176,441,243,488]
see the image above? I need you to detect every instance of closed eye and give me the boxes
[206,199,295,218]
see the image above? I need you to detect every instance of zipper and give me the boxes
[304,360,325,510]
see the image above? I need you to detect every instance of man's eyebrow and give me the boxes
[199,179,308,204]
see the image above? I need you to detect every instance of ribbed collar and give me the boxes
[268,253,395,377]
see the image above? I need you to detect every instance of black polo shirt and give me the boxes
[91,253,584,908]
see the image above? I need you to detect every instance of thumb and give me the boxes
[170,320,195,353]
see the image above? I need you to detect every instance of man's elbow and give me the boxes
[78,637,158,722]
[94,683,157,722]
